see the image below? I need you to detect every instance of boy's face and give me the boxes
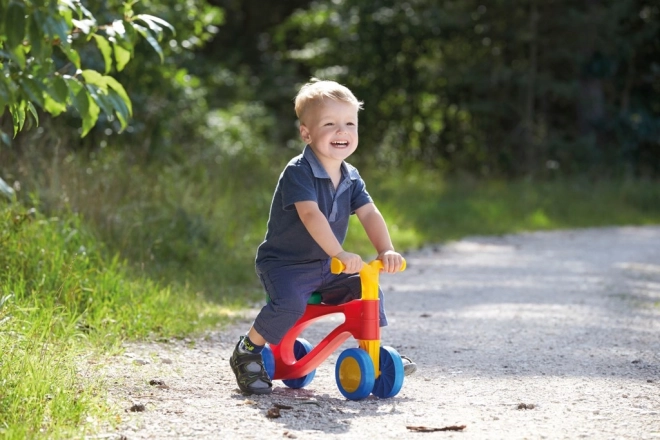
[299,99,359,168]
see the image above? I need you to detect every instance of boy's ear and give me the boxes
[299,124,312,143]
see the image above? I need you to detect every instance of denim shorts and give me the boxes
[253,259,388,345]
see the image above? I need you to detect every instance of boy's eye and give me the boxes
[324,122,334,126]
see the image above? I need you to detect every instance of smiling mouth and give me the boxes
[331,141,349,147]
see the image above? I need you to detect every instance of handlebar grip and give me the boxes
[330,257,345,274]
[330,257,406,274]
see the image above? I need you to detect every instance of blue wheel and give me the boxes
[335,348,375,400]
[282,338,316,389]
[261,344,275,380]
[372,346,404,398]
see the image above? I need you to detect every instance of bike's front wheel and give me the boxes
[335,348,375,400]
[372,346,404,398]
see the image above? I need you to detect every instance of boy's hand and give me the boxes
[334,251,363,274]
[378,250,404,273]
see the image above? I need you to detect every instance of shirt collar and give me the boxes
[303,145,359,181]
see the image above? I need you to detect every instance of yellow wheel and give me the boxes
[335,348,375,400]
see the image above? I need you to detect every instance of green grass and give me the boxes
[347,170,660,254]
[0,202,233,439]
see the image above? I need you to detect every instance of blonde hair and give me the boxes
[294,78,363,123]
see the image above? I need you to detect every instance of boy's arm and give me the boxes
[295,200,363,273]
[355,202,403,273]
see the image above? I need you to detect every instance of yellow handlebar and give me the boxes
[330,257,407,274]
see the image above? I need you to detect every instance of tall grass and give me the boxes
[348,169,660,255]
[0,202,232,438]
[3,145,277,301]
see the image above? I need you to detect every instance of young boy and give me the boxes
[230,78,416,395]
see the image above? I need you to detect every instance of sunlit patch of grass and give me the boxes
[362,171,660,248]
[0,315,107,439]
[0,202,233,438]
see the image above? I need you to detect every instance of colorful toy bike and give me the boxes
[261,257,407,400]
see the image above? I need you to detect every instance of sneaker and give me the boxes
[229,336,273,395]
[401,355,417,376]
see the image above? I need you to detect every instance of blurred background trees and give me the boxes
[201,0,659,178]
[4,0,659,176]
[1,0,659,293]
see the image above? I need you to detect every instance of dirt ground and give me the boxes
[90,226,660,439]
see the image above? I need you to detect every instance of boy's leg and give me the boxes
[230,262,324,395]
[253,261,325,344]
[316,266,388,326]
[229,334,272,395]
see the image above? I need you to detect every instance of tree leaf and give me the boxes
[73,87,100,137]
[44,15,69,46]
[77,2,94,20]
[134,15,164,40]
[81,69,108,90]
[103,76,132,116]
[110,19,127,38]
[10,101,26,136]
[5,1,27,49]
[58,0,79,14]
[82,94,100,137]
[43,94,67,117]
[135,14,175,34]
[58,44,81,69]
[26,101,39,127]
[132,23,164,62]
[63,75,83,99]
[9,45,27,69]
[92,34,113,74]
[20,77,45,108]
[86,84,114,118]
[73,87,89,120]
[52,76,69,103]
[113,43,131,72]
[72,18,96,35]
[105,89,130,130]
[28,13,46,60]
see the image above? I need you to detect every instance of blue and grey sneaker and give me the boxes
[401,355,417,376]
[229,336,272,395]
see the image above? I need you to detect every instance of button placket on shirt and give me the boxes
[328,177,351,223]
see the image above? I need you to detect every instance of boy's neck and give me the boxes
[318,158,343,174]
[307,145,344,175]
[313,153,343,189]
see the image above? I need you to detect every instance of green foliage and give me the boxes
[59,0,225,159]
[0,0,174,139]
[2,110,277,299]
[365,170,660,245]
[267,0,660,177]
[0,202,228,339]
[0,200,232,437]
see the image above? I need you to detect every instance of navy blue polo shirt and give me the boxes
[255,145,373,273]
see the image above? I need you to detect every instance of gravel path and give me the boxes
[94,226,660,439]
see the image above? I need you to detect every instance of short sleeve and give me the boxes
[281,163,317,210]
[350,175,373,213]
